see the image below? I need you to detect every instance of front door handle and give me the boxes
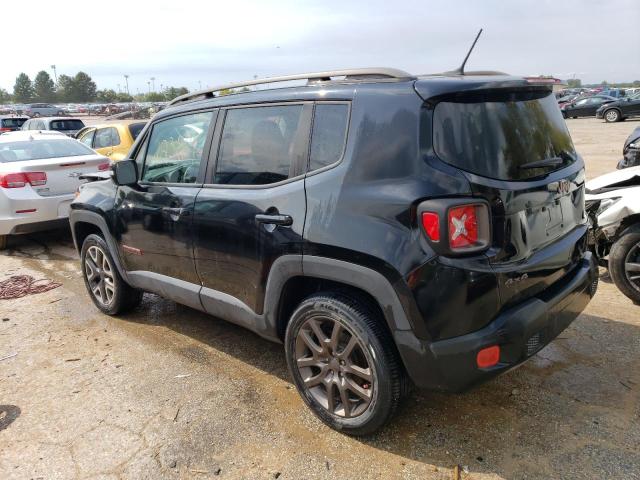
[255,213,293,226]
[162,207,191,218]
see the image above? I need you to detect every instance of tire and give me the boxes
[0,235,7,250]
[604,109,621,123]
[608,230,640,304]
[33,112,41,118]
[80,234,142,314]
[285,292,405,436]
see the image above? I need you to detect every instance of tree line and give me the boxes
[0,71,190,104]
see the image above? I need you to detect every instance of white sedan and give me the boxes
[0,131,110,249]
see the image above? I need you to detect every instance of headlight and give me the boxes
[629,141,639,149]
[597,197,621,215]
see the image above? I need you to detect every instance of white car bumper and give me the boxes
[0,186,74,236]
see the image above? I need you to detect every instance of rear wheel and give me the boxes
[604,109,621,123]
[609,230,640,304]
[285,293,405,436]
[81,234,142,314]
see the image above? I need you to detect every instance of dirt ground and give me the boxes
[1,117,639,480]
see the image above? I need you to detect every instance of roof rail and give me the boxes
[168,68,415,106]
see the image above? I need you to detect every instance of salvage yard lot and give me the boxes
[1,118,639,480]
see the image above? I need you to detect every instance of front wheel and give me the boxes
[604,109,621,123]
[81,234,142,314]
[609,230,640,304]
[285,293,405,436]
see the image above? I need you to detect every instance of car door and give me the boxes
[572,98,590,117]
[192,103,311,318]
[113,110,217,307]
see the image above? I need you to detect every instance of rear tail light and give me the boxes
[0,172,47,188]
[0,128,11,133]
[477,345,500,368]
[420,201,491,255]
[98,162,111,171]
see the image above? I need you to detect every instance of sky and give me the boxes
[2,0,639,94]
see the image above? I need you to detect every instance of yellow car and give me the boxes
[76,121,147,160]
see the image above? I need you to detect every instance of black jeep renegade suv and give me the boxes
[70,68,598,435]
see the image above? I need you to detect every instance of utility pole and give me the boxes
[51,65,58,84]
[124,75,130,95]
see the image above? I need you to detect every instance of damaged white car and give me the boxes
[586,166,640,304]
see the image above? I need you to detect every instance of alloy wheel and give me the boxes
[605,110,619,122]
[624,241,640,292]
[84,245,115,306]
[295,315,375,418]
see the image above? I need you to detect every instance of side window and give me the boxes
[215,105,303,185]
[37,121,46,130]
[79,129,96,147]
[141,111,214,184]
[110,127,121,146]
[575,99,588,106]
[309,103,349,172]
[94,128,112,148]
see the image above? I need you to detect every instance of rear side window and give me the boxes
[215,105,303,185]
[433,91,576,181]
[141,111,214,184]
[309,103,349,172]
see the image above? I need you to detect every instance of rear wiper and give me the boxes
[520,157,564,170]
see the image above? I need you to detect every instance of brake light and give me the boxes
[98,162,111,171]
[448,205,479,249]
[421,212,440,242]
[0,128,11,133]
[0,172,47,188]
[25,172,47,186]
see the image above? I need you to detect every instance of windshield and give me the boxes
[1,118,27,128]
[433,90,576,181]
[50,120,85,131]
[0,139,94,162]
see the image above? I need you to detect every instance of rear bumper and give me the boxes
[0,191,74,235]
[396,251,596,392]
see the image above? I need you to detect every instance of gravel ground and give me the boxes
[0,117,639,480]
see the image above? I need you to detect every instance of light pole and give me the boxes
[147,81,151,95]
[198,80,202,91]
[150,77,155,92]
[117,83,121,93]
[124,75,130,95]
[51,65,58,84]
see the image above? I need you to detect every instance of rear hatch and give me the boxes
[429,86,587,307]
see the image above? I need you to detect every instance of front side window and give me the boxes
[309,103,349,172]
[79,129,95,147]
[141,111,214,184]
[215,105,303,185]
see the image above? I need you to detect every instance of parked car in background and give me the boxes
[596,94,640,122]
[70,68,597,435]
[76,121,147,160]
[0,131,110,249]
[617,126,640,169]
[22,117,86,137]
[586,167,640,304]
[600,89,626,99]
[561,95,616,118]
[0,116,28,133]
[24,103,65,118]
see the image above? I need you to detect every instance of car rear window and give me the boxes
[1,118,27,128]
[128,122,146,140]
[50,120,85,131]
[0,139,94,162]
[433,90,577,181]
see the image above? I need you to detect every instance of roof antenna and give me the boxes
[452,28,483,75]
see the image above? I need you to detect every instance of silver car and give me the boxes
[24,103,65,118]
[22,117,86,137]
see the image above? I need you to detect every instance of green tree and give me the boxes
[163,86,189,101]
[0,88,12,104]
[567,78,581,88]
[33,71,56,102]
[144,92,165,102]
[96,89,118,103]
[72,72,97,102]
[56,74,74,102]
[13,73,34,103]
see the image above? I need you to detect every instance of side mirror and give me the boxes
[112,159,138,186]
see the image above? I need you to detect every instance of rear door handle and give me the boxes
[255,213,293,226]
[162,207,191,218]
